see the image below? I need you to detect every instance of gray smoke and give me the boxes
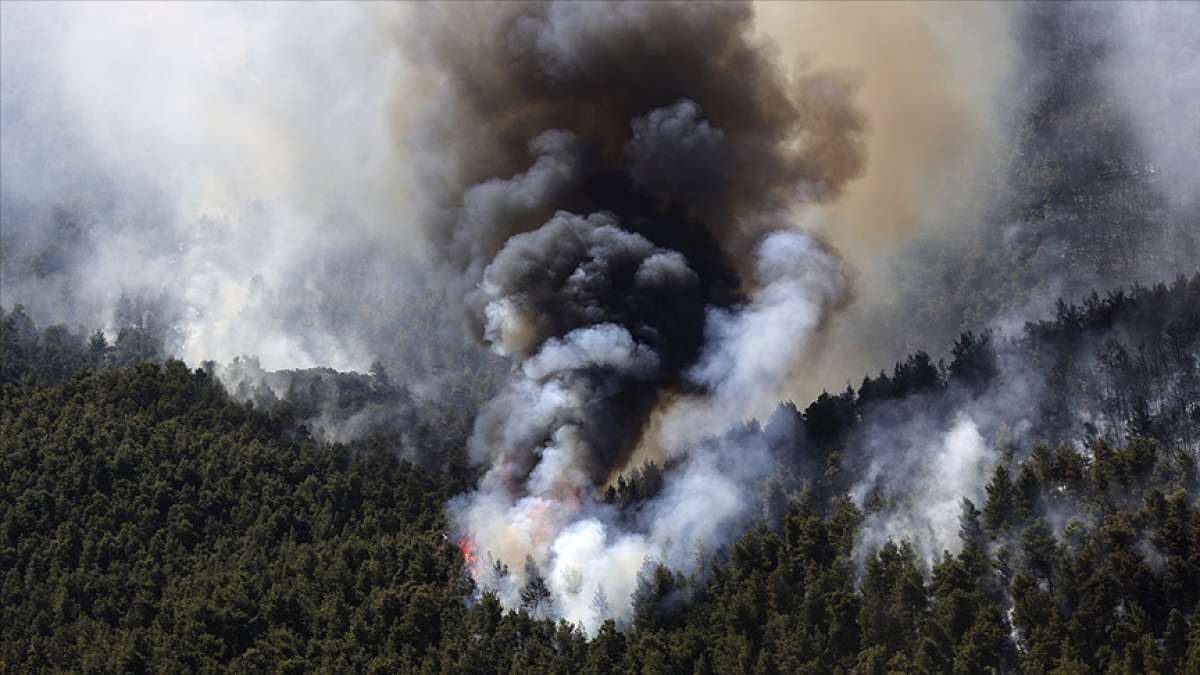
[410,1,865,629]
[0,2,428,371]
[1105,1,1200,211]
[5,0,1190,634]
[780,1,1199,405]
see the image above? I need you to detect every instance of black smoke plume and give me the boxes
[408,1,866,627]
[413,0,865,475]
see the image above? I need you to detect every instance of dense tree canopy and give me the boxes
[2,275,1198,672]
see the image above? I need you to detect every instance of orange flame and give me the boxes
[457,537,478,567]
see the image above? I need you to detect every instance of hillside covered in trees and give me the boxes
[3,274,1199,673]
[3,2,1199,673]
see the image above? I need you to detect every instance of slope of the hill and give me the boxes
[2,275,1199,673]
[0,362,469,672]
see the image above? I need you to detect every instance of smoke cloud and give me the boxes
[849,347,1044,566]
[753,1,1019,258]
[786,1,1200,403]
[5,0,1195,637]
[655,231,849,451]
[0,2,426,371]
[412,1,865,629]
[1105,1,1200,211]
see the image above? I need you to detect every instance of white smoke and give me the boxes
[455,416,781,635]
[658,230,849,451]
[452,222,843,633]
[855,414,995,565]
[848,341,1045,568]
[1,2,423,370]
[1105,1,1200,210]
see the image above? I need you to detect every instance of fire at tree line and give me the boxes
[3,2,1200,673]
[2,273,1199,673]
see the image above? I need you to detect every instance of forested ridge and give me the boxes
[2,1,1198,672]
[3,274,1199,673]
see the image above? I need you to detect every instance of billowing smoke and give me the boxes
[408,2,862,629]
[654,230,849,451]
[5,0,1194,637]
[854,414,994,564]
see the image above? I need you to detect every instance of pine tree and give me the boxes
[983,464,1015,535]
[590,585,611,626]
[521,556,552,616]
[88,330,110,369]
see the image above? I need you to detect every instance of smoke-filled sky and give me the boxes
[2,2,423,371]
[4,2,1195,375]
[3,0,1198,632]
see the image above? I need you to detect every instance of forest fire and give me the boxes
[456,537,478,567]
[435,1,862,631]
[3,1,1199,669]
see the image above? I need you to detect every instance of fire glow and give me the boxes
[457,537,478,567]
